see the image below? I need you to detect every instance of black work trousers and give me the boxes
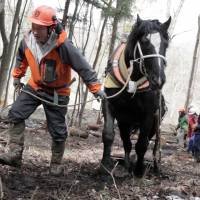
[8,84,69,142]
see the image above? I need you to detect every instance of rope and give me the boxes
[105,61,133,99]
[21,89,97,108]
[0,85,99,121]
[0,84,24,121]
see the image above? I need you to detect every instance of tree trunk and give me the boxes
[83,3,94,56]
[77,0,112,127]
[92,13,109,69]
[0,0,22,103]
[108,0,121,58]
[169,0,186,36]
[62,0,71,29]
[78,87,89,127]
[81,2,90,53]
[68,0,80,40]
[185,15,200,109]
[4,0,29,106]
[69,78,81,127]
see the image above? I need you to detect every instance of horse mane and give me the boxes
[125,19,170,63]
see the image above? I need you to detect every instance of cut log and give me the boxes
[87,124,100,131]
[69,127,89,139]
[89,131,101,138]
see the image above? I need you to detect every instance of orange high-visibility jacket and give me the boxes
[12,31,101,96]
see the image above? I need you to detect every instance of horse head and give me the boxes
[125,15,171,90]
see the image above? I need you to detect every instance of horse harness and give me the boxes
[104,41,167,99]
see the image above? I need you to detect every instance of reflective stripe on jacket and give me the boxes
[12,31,101,96]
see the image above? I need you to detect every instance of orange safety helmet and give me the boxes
[29,5,57,26]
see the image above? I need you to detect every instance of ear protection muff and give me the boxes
[52,15,63,34]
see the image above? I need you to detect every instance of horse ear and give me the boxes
[162,16,171,30]
[136,14,142,25]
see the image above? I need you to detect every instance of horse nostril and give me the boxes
[150,75,164,89]
[152,76,158,84]
[158,77,162,86]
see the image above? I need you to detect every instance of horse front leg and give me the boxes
[100,99,115,173]
[118,123,132,171]
[151,111,161,174]
[134,119,153,177]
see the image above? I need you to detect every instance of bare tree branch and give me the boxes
[0,0,8,46]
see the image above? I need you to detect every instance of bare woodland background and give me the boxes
[0,0,200,126]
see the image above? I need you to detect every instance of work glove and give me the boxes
[13,78,21,88]
[93,90,106,101]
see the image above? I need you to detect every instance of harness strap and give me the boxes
[112,43,127,85]
[39,83,68,91]
[38,77,76,92]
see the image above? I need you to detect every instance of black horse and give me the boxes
[101,15,171,177]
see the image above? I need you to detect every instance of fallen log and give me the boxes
[69,126,89,139]
[89,131,101,138]
[87,124,101,131]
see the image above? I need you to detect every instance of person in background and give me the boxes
[188,116,200,162]
[175,108,188,148]
[0,5,105,175]
[187,107,198,139]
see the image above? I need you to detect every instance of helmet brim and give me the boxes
[29,17,54,26]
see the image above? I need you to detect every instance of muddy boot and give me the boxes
[50,141,65,176]
[0,122,25,167]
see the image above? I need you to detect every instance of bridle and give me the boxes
[133,41,167,76]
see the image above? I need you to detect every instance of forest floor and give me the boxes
[0,109,200,200]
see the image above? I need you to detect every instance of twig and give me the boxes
[0,177,4,199]
[132,161,153,187]
[142,162,153,179]
[30,186,39,200]
[100,162,122,200]
[100,194,104,200]
[64,162,83,199]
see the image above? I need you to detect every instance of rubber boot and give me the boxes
[0,122,25,167]
[50,141,65,176]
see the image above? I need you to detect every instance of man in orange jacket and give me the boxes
[0,5,105,175]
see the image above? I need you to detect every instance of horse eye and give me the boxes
[141,36,149,43]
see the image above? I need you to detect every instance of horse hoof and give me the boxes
[133,165,146,178]
[153,167,163,178]
[98,159,115,175]
[134,172,144,178]
[97,165,109,175]
[114,165,130,178]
